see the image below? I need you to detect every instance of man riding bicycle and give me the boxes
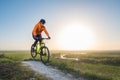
[32,19,51,47]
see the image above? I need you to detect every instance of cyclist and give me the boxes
[32,19,51,47]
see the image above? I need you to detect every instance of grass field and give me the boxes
[50,50,120,80]
[0,51,48,80]
[0,50,120,80]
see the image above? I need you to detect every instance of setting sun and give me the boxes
[58,24,95,50]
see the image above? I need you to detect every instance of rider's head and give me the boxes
[40,19,46,25]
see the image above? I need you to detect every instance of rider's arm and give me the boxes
[43,26,49,37]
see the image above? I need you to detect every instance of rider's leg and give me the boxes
[32,34,42,47]
[38,34,42,44]
[33,40,38,47]
[32,34,39,47]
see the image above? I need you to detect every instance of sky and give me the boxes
[0,0,120,50]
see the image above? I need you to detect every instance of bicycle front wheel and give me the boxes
[40,46,50,64]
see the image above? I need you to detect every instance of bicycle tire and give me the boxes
[31,44,37,59]
[40,46,50,64]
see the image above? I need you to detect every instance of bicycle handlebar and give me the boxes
[42,38,50,40]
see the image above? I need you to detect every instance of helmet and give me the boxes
[40,19,46,24]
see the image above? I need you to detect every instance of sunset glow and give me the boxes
[0,0,120,50]
[58,24,95,50]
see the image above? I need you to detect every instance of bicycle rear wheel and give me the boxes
[31,44,37,59]
[40,46,50,64]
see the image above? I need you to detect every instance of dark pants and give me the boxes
[32,34,42,47]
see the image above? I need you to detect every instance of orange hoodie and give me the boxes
[32,22,49,37]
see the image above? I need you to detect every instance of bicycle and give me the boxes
[31,38,50,64]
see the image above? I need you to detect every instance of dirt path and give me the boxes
[22,61,85,80]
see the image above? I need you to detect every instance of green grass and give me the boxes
[0,52,48,80]
[49,50,120,80]
[0,50,120,80]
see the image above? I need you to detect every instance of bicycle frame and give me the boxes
[36,39,45,54]
[36,42,40,53]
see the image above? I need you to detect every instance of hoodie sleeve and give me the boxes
[32,22,40,36]
[43,26,49,37]
[32,25,37,36]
